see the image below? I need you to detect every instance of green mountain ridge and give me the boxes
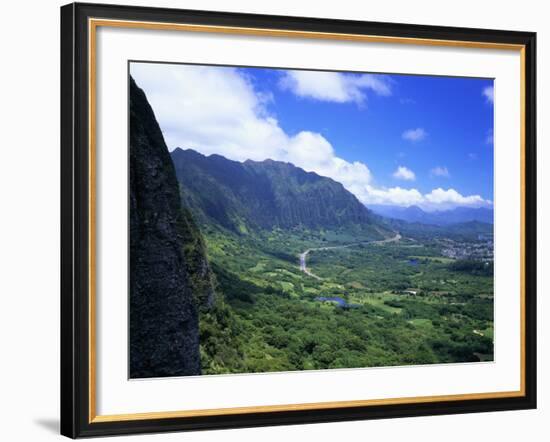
[171,147,389,240]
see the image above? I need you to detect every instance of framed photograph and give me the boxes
[60,2,536,438]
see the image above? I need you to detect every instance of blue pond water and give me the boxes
[315,296,359,308]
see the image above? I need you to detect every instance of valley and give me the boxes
[168,148,494,375]
[197,223,494,374]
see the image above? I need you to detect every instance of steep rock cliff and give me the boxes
[129,77,201,378]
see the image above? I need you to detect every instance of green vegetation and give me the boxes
[448,259,494,276]
[196,224,494,374]
[171,148,494,375]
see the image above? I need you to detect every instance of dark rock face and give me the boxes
[129,77,201,378]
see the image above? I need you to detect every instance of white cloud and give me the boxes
[483,86,494,103]
[393,166,416,181]
[279,70,391,104]
[423,188,490,211]
[364,186,491,211]
[130,63,490,211]
[365,186,424,206]
[402,128,427,142]
[430,166,450,178]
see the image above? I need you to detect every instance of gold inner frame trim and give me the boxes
[88,17,527,424]
[91,390,524,423]
[90,18,526,50]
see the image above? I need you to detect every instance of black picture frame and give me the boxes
[61,2,537,438]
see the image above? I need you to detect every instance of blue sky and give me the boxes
[131,62,494,211]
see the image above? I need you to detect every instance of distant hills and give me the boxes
[380,218,493,241]
[171,148,389,239]
[368,204,493,226]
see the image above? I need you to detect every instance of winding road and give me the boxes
[299,233,401,280]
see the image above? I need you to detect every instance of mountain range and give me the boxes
[171,148,389,239]
[368,204,493,226]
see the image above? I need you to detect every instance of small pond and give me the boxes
[315,296,360,308]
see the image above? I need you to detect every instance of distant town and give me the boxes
[439,237,494,262]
